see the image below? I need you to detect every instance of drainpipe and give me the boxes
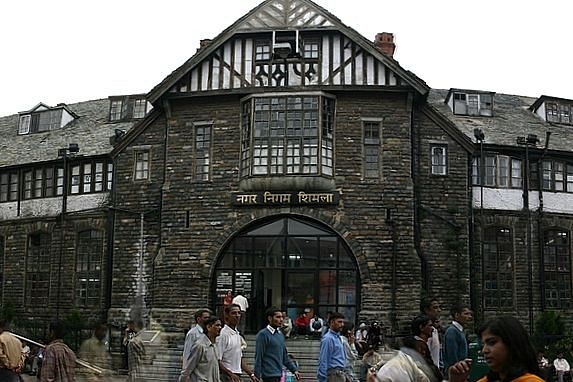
[537,131,551,311]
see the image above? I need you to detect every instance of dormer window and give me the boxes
[18,103,76,135]
[546,102,572,125]
[108,95,150,122]
[529,96,573,125]
[447,90,494,116]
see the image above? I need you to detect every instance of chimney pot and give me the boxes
[374,32,396,57]
[198,39,213,51]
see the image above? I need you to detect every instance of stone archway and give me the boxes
[212,215,360,333]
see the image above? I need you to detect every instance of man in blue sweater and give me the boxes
[254,307,301,381]
[443,303,472,377]
[317,311,350,382]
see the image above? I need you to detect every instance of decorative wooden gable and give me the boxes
[169,32,404,93]
[150,0,428,102]
[234,0,335,31]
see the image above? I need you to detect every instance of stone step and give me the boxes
[126,331,365,382]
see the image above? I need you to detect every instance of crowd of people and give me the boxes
[0,295,563,382]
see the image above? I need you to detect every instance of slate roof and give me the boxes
[427,89,573,154]
[0,99,135,168]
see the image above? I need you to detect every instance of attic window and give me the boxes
[108,96,149,122]
[18,107,67,135]
[545,102,573,125]
[452,92,493,116]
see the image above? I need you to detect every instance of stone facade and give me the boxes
[2,0,573,348]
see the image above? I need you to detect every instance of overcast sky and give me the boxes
[1,0,571,117]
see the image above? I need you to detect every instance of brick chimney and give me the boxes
[374,32,396,57]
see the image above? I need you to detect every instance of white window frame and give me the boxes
[134,148,151,181]
[18,115,31,134]
[431,145,447,176]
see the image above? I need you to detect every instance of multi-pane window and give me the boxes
[255,42,271,61]
[76,230,103,306]
[483,227,514,308]
[452,92,493,116]
[3,161,112,202]
[22,168,57,199]
[321,98,334,176]
[302,41,320,59]
[133,99,147,119]
[134,150,150,180]
[195,124,212,181]
[545,102,573,125]
[472,155,522,188]
[544,230,571,309]
[18,115,31,134]
[107,163,113,190]
[26,232,51,307]
[109,96,148,122]
[431,145,447,175]
[363,120,381,179]
[543,160,573,192]
[71,163,107,194]
[109,100,124,121]
[18,109,63,134]
[0,172,19,202]
[241,95,334,177]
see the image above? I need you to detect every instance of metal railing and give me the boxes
[11,332,103,375]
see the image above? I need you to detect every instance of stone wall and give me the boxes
[109,90,431,332]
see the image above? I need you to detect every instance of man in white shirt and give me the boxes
[554,352,570,382]
[217,304,258,382]
[232,291,249,334]
[179,308,212,382]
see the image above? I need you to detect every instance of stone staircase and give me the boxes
[125,332,328,381]
[243,334,322,381]
[123,331,379,382]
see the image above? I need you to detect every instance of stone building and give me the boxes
[1,0,573,343]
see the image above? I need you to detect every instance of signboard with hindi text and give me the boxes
[231,191,339,206]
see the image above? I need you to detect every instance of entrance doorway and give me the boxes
[212,215,359,333]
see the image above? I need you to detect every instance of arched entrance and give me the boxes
[212,215,359,333]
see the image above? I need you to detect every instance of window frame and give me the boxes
[472,154,522,189]
[109,96,148,122]
[0,172,19,202]
[430,144,447,176]
[25,232,51,307]
[133,148,151,181]
[483,226,514,309]
[362,119,382,179]
[452,92,494,116]
[240,93,335,178]
[543,229,571,309]
[193,122,213,181]
[545,102,573,125]
[543,160,573,193]
[75,229,103,307]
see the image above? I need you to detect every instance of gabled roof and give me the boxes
[18,102,79,119]
[0,99,136,168]
[428,89,573,153]
[147,0,429,103]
